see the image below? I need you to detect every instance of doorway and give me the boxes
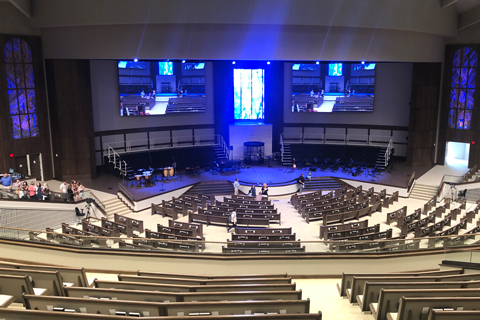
[445,141,470,167]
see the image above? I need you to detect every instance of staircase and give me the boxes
[305,177,347,191]
[213,145,228,162]
[375,147,388,170]
[282,144,292,166]
[465,188,480,203]
[103,197,134,220]
[184,181,234,196]
[409,184,438,201]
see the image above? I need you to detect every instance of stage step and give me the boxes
[184,181,234,196]
[375,147,388,171]
[409,183,438,201]
[465,188,480,203]
[282,144,292,166]
[103,197,134,220]
[305,177,347,191]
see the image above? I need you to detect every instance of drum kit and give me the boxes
[133,166,177,188]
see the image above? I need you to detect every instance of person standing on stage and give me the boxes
[233,178,240,195]
[297,173,306,194]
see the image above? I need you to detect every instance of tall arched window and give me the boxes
[4,38,39,139]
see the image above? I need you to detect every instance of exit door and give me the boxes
[29,154,42,180]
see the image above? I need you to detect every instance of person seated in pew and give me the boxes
[249,184,256,197]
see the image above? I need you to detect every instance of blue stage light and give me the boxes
[182,60,186,63]
[232,61,236,64]
[133,58,138,62]
[316,61,319,65]
[361,61,365,64]
[267,61,270,65]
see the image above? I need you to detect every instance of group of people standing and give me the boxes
[60,180,85,202]
[233,179,269,199]
[16,181,50,200]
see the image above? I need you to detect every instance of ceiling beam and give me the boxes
[8,0,31,18]
[440,0,459,8]
[459,4,480,30]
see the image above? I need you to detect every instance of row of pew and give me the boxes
[0,264,322,320]
[337,261,480,320]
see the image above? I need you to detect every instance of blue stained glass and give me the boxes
[469,50,477,67]
[29,114,39,137]
[24,64,34,88]
[4,41,12,62]
[450,89,458,109]
[8,90,18,114]
[15,64,25,88]
[451,68,460,88]
[20,115,30,138]
[456,110,465,129]
[448,109,456,128]
[462,48,470,67]
[468,68,476,88]
[453,50,461,67]
[461,68,468,88]
[12,38,22,63]
[11,116,21,139]
[458,90,466,109]
[26,89,36,113]
[21,41,32,63]
[467,89,475,109]
[17,90,26,113]
[465,110,472,129]
[5,64,15,89]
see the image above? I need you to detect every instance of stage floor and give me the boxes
[78,160,432,201]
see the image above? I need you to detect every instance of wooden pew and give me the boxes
[224,197,271,205]
[337,268,463,297]
[396,209,421,229]
[236,227,292,234]
[24,294,310,316]
[118,275,292,286]
[65,286,302,302]
[151,202,179,220]
[16,265,95,288]
[0,309,322,320]
[320,220,368,239]
[94,280,296,292]
[348,272,480,304]
[388,297,480,320]
[386,206,407,225]
[226,240,301,249]
[101,217,133,237]
[324,224,380,239]
[182,194,207,208]
[222,247,305,254]
[0,267,65,296]
[232,233,296,241]
[428,310,480,320]
[168,220,204,236]
[60,224,108,247]
[189,212,270,227]
[114,213,144,233]
[82,220,119,238]
[0,274,48,304]
[136,271,289,279]
[367,281,480,320]
[371,288,480,320]
[172,196,198,212]
[158,223,202,238]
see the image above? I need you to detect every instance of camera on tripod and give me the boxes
[86,198,95,204]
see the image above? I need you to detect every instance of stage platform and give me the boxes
[78,160,432,201]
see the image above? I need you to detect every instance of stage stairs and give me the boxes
[375,147,388,170]
[305,177,347,191]
[103,197,134,220]
[465,188,480,203]
[409,183,438,201]
[282,144,292,166]
[184,181,234,196]
[213,145,228,162]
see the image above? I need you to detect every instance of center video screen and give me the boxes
[118,60,206,116]
[292,62,376,113]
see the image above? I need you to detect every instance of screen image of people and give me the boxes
[292,62,376,113]
[118,60,206,116]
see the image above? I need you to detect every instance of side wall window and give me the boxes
[4,38,39,138]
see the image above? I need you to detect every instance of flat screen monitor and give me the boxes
[118,60,206,116]
[291,61,376,113]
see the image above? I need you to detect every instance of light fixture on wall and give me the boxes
[232,61,236,65]
[316,61,319,65]
[133,58,138,62]
[182,60,186,63]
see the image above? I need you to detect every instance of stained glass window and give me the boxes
[449,47,477,129]
[4,38,38,139]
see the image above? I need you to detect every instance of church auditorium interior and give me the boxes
[4,1,480,319]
